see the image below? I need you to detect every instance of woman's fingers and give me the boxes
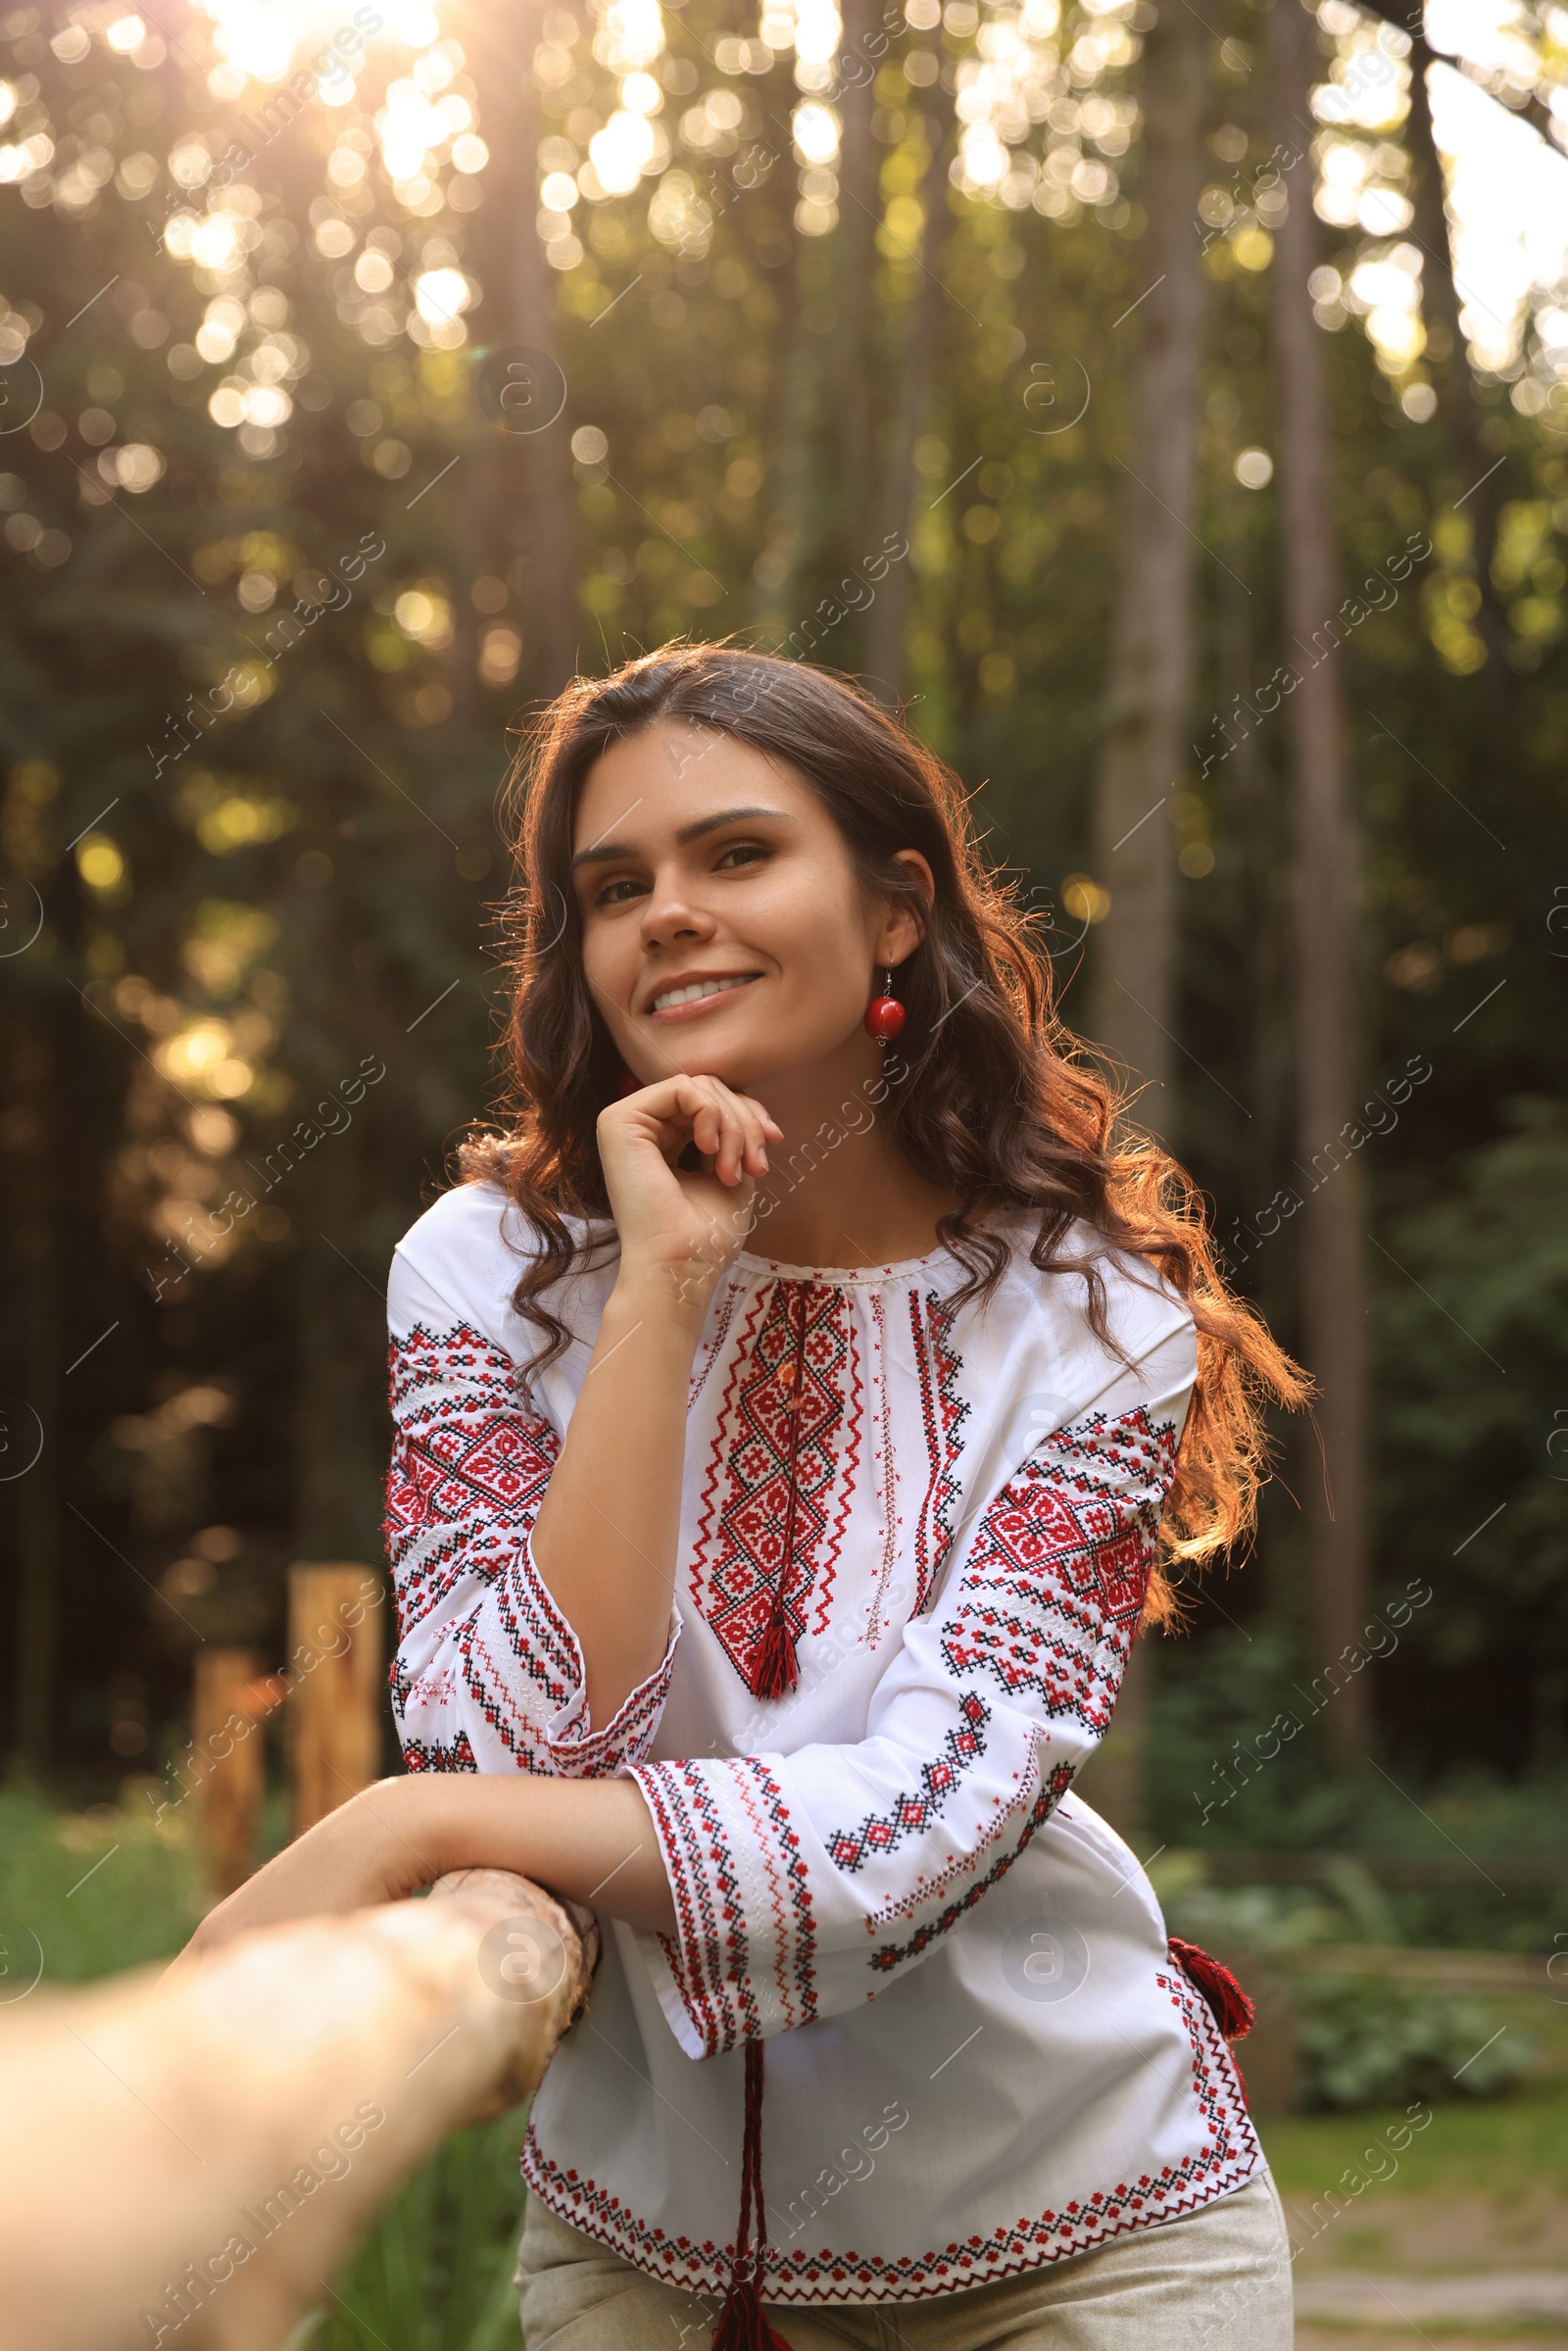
[660,1076,775,1187]
[695,1090,745,1186]
[608,1073,786,1194]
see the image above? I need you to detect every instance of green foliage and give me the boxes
[1155,1859,1541,2116]
[1259,2002,1568,2199]
[1292,1976,1533,2113]
[1147,1731,1568,1955]
[1375,1100,1568,1772]
[1157,1867,1370,1957]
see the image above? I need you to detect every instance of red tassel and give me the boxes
[711,2276,795,2351]
[752,1606,799,1701]
[1168,1937,1255,2042]
[711,2043,795,2351]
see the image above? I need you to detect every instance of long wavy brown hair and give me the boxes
[465,642,1308,1621]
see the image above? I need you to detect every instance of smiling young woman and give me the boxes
[190,646,1306,2351]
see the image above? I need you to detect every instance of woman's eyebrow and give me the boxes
[570,806,794,871]
[675,805,793,845]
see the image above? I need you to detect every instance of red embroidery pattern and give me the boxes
[459,1600,673,1778]
[402,1728,477,1773]
[867,1761,1075,1972]
[634,1755,817,2058]
[909,1293,968,1613]
[387,1320,675,1780]
[863,1292,901,1646]
[689,1274,744,1410]
[862,1729,1050,1927]
[691,1281,860,1694]
[384,1321,558,1640]
[826,1694,991,1873]
[940,1406,1176,1734]
[519,1970,1258,2303]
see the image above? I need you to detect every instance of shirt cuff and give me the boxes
[515,1531,681,1777]
[626,1753,819,2060]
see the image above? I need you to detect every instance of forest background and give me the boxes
[0,0,1565,1930]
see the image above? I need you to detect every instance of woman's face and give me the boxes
[570,718,925,1095]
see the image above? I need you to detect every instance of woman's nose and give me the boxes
[639,871,716,948]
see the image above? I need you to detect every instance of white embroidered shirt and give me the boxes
[385,1181,1262,2308]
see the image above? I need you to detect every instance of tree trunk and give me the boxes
[9,1021,60,1776]
[1271,0,1371,1760]
[865,103,956,701]
[1399,32,1509,672]
[757,238,833,642]
[1087,0,1208,1136]
[834,0,880,661]
[1353,5,1511,675]
[1083,0,1208,1847]
[294,1143,383,1565]
[471,7,577,701]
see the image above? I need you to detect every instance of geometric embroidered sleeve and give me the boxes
[631,1314,1194,2061]
[385,1248,679,1781]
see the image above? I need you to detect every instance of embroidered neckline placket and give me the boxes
[753,1280,812,1701]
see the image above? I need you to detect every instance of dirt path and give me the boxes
[1283,2187,1568,2340]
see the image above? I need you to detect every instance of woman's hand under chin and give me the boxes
[595,1072,782,1309]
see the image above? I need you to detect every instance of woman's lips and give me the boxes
[647,974,761,1024]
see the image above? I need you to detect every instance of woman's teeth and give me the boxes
[652,975,755,1013]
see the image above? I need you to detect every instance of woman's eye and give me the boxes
[593,875,646,907]
[715,841,770,871]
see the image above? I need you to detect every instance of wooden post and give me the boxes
[1271,0,1372,1758]
[192,1647,265,1898]
[288,1563,386,1838]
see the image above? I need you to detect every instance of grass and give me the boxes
[0,1775,205,1984]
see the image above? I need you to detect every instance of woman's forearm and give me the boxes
[529,1271,707,1727]
[185,1772,678,1958]
[408,1772,676,1935]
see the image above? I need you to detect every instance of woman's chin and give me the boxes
[644,1009,865,1095]
[651,1029,763,1087]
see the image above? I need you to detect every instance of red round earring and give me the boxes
[864,968,906,1042]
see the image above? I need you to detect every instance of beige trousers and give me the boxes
[514,2171,1294,2350]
